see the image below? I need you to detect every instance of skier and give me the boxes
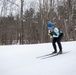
[48,21,63,54]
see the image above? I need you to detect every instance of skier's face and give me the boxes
[48,27,51,30]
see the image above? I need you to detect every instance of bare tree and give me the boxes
[20,0,24,44]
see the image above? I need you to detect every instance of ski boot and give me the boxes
[51,51,57,54]
[58,51,63,54]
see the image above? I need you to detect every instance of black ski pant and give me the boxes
[52,33,63,52]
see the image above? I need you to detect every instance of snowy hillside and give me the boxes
[0,41,76,75]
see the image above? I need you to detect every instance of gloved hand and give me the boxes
[48,33,51,36]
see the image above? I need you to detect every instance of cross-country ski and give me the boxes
[37,51,70,59]
[41,51,70,59]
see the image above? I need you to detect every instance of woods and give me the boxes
[0,0,76,45]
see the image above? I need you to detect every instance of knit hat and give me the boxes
[48,22,53,27]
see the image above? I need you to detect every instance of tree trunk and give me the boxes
[20,0,24,44]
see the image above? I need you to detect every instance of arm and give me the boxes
[48,29,52,38]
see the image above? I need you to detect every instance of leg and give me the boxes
[57,33,63,52]
[57,41,62,52]
[52,38,57,52]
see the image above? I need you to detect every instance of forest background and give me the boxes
[0,0,76,45]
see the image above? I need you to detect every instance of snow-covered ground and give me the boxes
[0,41,76,75]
